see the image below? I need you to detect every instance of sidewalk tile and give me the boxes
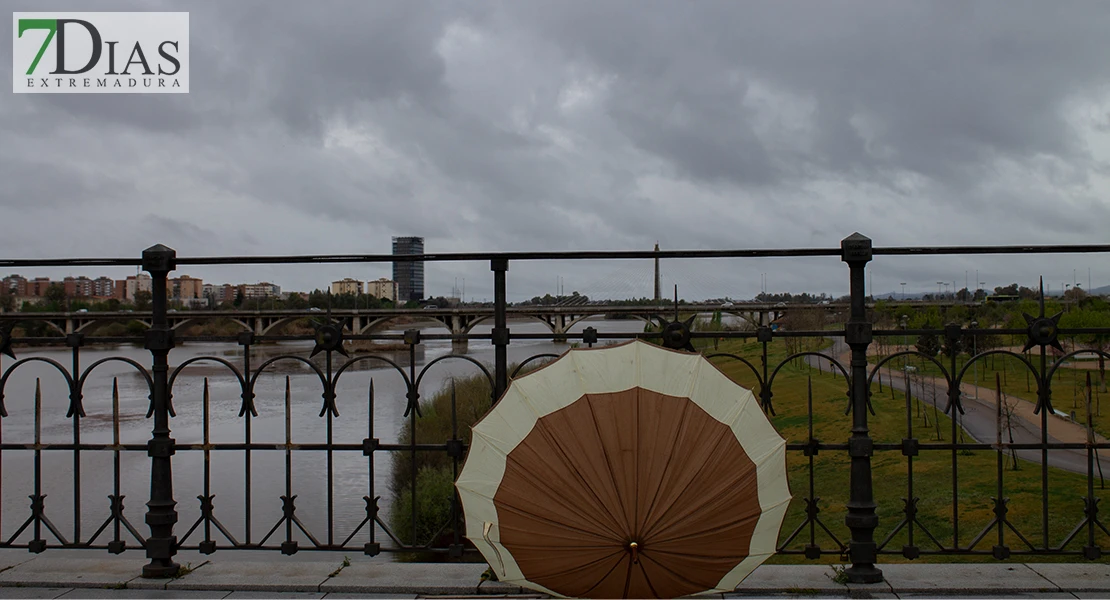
[901,590,1074,594]
[0,589,71,599]
[0,559,148,589]
[224,593,324,599]
[734,565,846,593]
[879,563,1059,593]
[320,595,417,599]
[165,561,334,592]
[320,563,519,596]
[1026,562,1110,591]
[57,590,227,599]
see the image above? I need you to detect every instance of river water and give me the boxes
[0,317,647,553]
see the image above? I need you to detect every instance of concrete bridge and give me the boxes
[0,301,980,352]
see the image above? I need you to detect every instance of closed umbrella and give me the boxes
[456,340,790,598]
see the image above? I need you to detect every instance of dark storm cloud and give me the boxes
[3,0,1110,298]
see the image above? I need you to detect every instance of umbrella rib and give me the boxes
[640,430,736,541]
[636,553,661,599]
[585,394,633,536]
[621,553,634,600]
[577,550,631,599]
[496,504,616,545]
[633,388,640,541]
[522,418,628,540]
[639,550,713,595]
[649,511,761,547]
[637,397,692,537]
[647,470,764,544]
[497,460,627,541]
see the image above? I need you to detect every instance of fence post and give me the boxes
[491,259,508,400]
[141,244,179,578]
[841,233,883,583]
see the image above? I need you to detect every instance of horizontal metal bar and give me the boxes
[6,243,1110,269]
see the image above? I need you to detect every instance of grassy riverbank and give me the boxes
[387,336,1110,564]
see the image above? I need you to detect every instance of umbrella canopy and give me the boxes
[456,340,790,599]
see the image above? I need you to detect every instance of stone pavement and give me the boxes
[0,555,1107,598]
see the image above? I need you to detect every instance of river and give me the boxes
[0,317,648,554]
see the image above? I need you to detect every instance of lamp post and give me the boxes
[901,315,909,371]
[970,320,978,401]
[900,282,906,300]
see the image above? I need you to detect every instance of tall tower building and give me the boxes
[392,236,425,302]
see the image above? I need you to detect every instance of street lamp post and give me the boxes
[901,282,906,300]
[901,315,909,371]
[970,320,978,401]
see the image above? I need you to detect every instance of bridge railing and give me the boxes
[0,236,1109,582]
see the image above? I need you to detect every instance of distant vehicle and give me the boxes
[168,309,177,313]
[721,302,734,307]
[76,308,88,313]
[308,307,322,312]
[903,365,917,373]
[424,305,438,309]
[774,302,787,307]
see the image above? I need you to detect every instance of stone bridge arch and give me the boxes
[74,317,153,334]
[171,316,252,333]
[258,316,312,336]
[5,316,67,336]
[352,315,420,335]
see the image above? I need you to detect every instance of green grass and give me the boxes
[706,338,1110,564]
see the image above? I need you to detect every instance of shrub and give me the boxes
[388,360,550,558]
[389,465,457,547]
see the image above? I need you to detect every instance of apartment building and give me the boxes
[366,278,398,303]
[331,278,363,296]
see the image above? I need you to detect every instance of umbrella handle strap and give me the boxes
[483,522,506,576]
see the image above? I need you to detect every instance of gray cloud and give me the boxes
[3,0,1110,300]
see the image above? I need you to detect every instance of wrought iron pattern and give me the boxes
[0,236,1109,582]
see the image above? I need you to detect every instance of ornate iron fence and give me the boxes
[1,235,1109,583]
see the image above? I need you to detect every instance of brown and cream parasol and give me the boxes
[456,340,790,599]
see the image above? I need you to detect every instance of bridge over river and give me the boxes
[0,301,982,351]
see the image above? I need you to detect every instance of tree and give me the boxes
[1061,308,1110,388]
[0,289,13,313]
[1064,286,1089,302]
[44,284,67,310]
[285,293,308,309]
[233,289,244,308]
[134,290,152,311]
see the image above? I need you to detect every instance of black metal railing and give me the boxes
[1,234,1109,583]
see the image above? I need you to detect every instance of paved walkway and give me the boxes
[0,554,1107,598]
[810,340,1110,475]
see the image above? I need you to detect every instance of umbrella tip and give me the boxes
[627,541,640,564]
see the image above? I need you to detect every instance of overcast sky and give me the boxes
[4,1,1110,302]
